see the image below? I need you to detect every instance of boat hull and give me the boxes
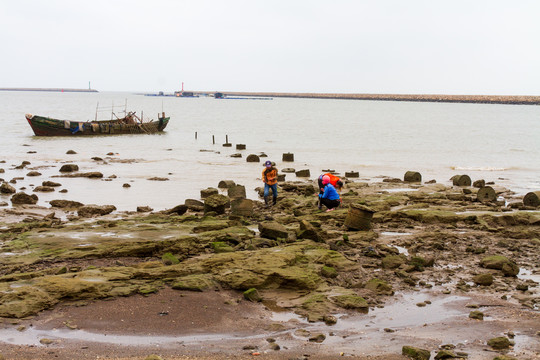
[25,114,169,136]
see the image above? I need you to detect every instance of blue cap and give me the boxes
[265,160,272,167]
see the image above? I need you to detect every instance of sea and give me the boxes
[0,91,539,212]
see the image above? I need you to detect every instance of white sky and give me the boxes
[1,0,540,94]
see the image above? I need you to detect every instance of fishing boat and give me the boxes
[25,111,169,136]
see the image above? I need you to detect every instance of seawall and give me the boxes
[0,88,98,93]
[207,91,540,105]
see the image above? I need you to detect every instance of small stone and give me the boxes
[122,183,131,188]
[66,150,77,154]
[469,310,484,320]
[308,333,326,343]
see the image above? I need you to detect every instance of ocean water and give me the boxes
[0,91,539,211]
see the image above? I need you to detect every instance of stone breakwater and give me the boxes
[0,173,539,359]
[210,91,540,105]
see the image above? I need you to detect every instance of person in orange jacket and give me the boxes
[262,160,278,206]
[317,173,343,209]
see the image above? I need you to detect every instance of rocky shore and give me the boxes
[0,162,539,360]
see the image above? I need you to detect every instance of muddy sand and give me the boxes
[0,166,539,360]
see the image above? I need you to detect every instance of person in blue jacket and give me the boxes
[318,175,341,211]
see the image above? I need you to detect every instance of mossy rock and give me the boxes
[434,350,457,359]
[332,294,368,310]
[300,294,331,322]
[243,288,262,302]
[365,278,394,295]
[320,266,338,278]
[473,273,493,286]
[162,252,180,265]
[211,241,235,253]
[382,255,406,269]
[487,336,511,349]
[171,274,216,292]
[480,255,519,276]
[469,310,484,320]
[402,346,431,360]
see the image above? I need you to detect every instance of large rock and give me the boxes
[246,154,260,162]
[64,172,103,178]
[280,182,316,195]
[473,273,494,286]
[404,171,422,183]
[297,220,323,242]
[33,186,54,192]
[344,204,375,230]
[402,346,431,360]
[227,185,246,199]
[523,191,540,207]
[49,200,84,208]
[11,192,38,205]
[204,194,230,214]
[295,169,310,177]
[59,164,79,172]
[365,278,394,295]
[480,255,519,277]
[185,199,204,211]
[230,198,253,217]
[487,336,511,349]
[452,174,471,186]
[77,205,116,217]
[200,187,218,199]
[42,181,61,187]
[26,171,42,177]
[259,221,289,240]
[0,182,16,194]
[217,180,235,189]
[165,205,188,215]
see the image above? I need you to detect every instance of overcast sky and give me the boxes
[2,1,539,94]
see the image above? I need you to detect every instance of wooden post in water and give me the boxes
[195,132,198,139]
[212,135,215,144]
[226,135,229,143]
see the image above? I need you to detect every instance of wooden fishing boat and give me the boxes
[25,112,169,136]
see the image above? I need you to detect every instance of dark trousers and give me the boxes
[320,198,340,210]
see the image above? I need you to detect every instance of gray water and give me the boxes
[0,91,539,211]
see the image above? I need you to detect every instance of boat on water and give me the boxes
[25,111,170,136]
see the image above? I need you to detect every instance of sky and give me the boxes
[1,0,540,94]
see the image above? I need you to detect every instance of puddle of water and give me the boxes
[380,231,412,236]
[246,225,259,234]
[329,292,468,331]
[391,245,409,256]
[380,188,419,193]
[1,250,31,257]
[0,327,267,347]
[517,268,540,283]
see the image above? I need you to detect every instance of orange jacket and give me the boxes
[262,168,278,185]
[324,173,341,187]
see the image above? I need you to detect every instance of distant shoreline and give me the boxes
[0,87,98,93]
[210,91,540,105]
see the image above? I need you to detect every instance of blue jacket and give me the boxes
[320,184,340,200]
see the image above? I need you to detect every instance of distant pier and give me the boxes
[203,91,540,105]
[0,87,98,93]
